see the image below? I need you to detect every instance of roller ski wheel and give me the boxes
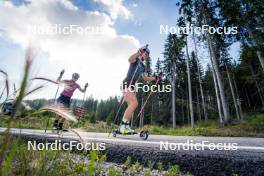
[112,129,118,137]
[139,130,149,140]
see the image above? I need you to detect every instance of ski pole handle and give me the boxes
[84,82,88,89]
[54,69,64,103]
[60,69,65,76]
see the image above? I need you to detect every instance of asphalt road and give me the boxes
[1,127,264,176]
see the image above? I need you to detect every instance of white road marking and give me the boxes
[1,128,264,151]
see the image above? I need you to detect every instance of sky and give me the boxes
[0,0,240,101]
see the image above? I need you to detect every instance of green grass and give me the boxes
[147,114,264,137]
[0,135,118,175]
[0,113,264,137]
[0,135,187,175]
[0,135,102,175]
[0,114,111,133]
[166,165,180,176]
[0,115,48,129]
[73,118,111,133]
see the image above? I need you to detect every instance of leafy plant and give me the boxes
[157,161,163,172]
[142,169,152,176]
[166,164,180,176]
[88,150,98,175]
[123,156,132,170]
[133,161,143,172]
[108,166,122,176]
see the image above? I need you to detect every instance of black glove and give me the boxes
[155,72,163,83]
[155,75,161,82]
[138,44,149,54]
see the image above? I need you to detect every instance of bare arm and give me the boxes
[78,83,88,93]
[57,79,67,84]
[128,52,140,63]
[79,87,86,93]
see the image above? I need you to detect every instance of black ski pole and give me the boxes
[45,69,64,132]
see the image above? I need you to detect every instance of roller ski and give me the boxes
[112,121,149,140]
[51,121,68,134]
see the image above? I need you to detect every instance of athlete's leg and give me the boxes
[53,101,66,129]
[53,114,60,129]
[123,89,138,122]
[120,89,138,133]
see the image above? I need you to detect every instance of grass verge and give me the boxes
[0,113,264,137]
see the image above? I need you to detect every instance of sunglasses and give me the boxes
[142,49,149,55]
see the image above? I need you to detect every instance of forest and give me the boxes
[26,0,264,129]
